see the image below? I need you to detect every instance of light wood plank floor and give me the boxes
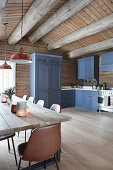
[1,107,113,170]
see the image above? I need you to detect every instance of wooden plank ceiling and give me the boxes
[0,0,34,40]
[0,0,113,58]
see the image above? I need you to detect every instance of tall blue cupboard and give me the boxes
[30,53,62,108]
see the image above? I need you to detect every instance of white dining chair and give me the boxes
[37,100,44,107]
[22,95,27,100]
[50,104,61,113]
[28,97,34,104]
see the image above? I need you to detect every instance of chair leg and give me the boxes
[31,130,32,136]
[25,130,26,142]
[18,157,21,170]
[43,160,46,169]
[18,132,20,137]
[7,139,10,153]
[29,161,31,170]
[54,155,59,170]
[11,137,18,166]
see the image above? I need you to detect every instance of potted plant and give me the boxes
[4,87,15,104]
[96,84,102,90]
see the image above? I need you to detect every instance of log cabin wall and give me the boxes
[0,39,77,97]
[62,58,77,86]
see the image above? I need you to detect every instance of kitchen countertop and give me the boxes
[61,86,97,91]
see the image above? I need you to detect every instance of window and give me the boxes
[0,61,16,93]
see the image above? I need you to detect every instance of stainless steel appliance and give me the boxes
[98,90,113,112]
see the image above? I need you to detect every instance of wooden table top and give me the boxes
[0,97,71,135]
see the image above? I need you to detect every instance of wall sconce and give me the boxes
[16,101,27,117]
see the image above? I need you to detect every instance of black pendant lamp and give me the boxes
[0,23,11,69]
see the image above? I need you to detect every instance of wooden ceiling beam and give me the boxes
[47,14,113,50]
[28,0,93,43]
[66,38,113,58]
[0,0,7,23]
[8,0,61,45]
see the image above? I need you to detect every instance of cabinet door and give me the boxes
[84,91,97,111]
[85,59,89,79]
[50,65,61,89]
[84,91,91,110]
[78,56,94,79]
[75,90,84,108]
[49,57,61,90]
[48,90,61,108]
[89,57,94,78]
[85,57,94,79]
[61,90,75,108]
[90,92,98,111]
[35,90,48,107]
[78,61,85,79]
[35,63,49,89]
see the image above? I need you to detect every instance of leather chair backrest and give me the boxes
[22,124,61,162]
[50,104,61,113]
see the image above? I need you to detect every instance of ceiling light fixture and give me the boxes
[0,23,11,69]
[9,0,32,64]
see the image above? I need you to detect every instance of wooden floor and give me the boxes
[1,107,113,170]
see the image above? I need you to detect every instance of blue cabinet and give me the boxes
[30,53,62,108]
[78,60,86,79]
[61,90,75,108]
[100,51,113,71]
[75,90,84,108]
[78,56,99,81]
[75,90,98,111]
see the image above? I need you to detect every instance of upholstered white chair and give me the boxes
[50,104,61,113]
[28,97,34,104]
[22,95,27,100]
[37,100,44,107]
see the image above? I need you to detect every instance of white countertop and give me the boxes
[61,86,97,91]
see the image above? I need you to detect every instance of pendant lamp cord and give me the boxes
[21,0,23,45]
[4,23,8,62]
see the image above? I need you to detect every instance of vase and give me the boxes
[7,98,12,105]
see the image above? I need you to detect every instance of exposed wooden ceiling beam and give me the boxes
[47,14,113,50]
[66,38,113,58]
[0,0,7,23]
[29,0,93,43]
[8,0,61,45]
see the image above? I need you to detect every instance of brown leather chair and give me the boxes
[0,133,17,166]
[18,124,61,170]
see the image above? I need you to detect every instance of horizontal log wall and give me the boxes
[0,39,77,97]
[62,58,77,86]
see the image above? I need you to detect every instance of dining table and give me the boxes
[0,96,71,169]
